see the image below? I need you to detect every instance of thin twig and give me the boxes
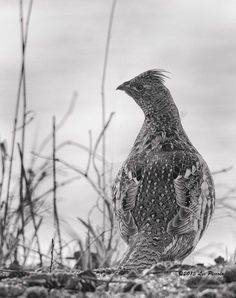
[19,243,70,268]
[3,0,33,235]
[85,130,92,176]
[86,228,91,269]
[59,158,104,198]
[101,0,117,242]
[0,142,7,205]
[20,0,27,167]
[52,116,63,264]
[38,92,77,154]
[17,143,43,266]
[19,0,27,262]
[57,140,104,162]
[212,166,233,175]
[218,202,236,212]
[23,216,43,265]
[50,238,54,272]
[34,176,80,202]
[33,151,106,200]
[74,228,109,269]
[92,112,115,190]
[16,110,35,130]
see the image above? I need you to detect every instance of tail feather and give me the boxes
[119,232,197,271]
[119,235,161,271]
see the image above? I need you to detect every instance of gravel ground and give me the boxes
[0,261,236,297]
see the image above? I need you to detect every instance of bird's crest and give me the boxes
[138,69,170,84]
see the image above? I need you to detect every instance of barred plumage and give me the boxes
[113,69,215,271]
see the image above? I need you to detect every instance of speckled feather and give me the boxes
[113,70,215,271]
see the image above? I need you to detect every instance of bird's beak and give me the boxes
[116,81,130,91]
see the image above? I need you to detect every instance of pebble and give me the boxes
[65,277,82,291]
[0,282,24,297]
[123,281,143,292]
[224,266,236,283]
[49,289,77,298]
[197,289,218,298]
[227,281,236,294]
[186,276,220,290]
[25,286,48,298]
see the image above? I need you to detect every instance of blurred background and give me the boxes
[0,0,236,267]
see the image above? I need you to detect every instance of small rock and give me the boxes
[96,284,108,292]
[8,271,28,278]
[182,294,197,298]
[197,289,219,298]
[214,256,226,265]
[186,276,203,288]
[77,270,97,292]
[123,281,143,292]
[24,278,47,287]
[199,278,220,290]
[0,283,9,297]
[219,289,235,298]
[65,277,82,291]
[49,289,73,298]
[186,277,220,290]
[127,270,138,279]
[25,286,48,298]
[196,263,205,267]
[26,273,51,281]
[227,281,236,294]
[224,266,236,283]
[49,289,61,298]
[117,268,130,275]
[101,268,114,275]
[171,264,195,271]
[142,262,166,275]
[0,283,24,297]
[52,273,72,287]
[8,260,23,271]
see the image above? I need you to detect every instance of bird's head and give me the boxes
[116,69,173,117]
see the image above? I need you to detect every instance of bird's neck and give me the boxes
[144,103,182,135]
[131,92,196,154]
[136,103,195,151]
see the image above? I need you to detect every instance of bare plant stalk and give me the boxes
[34,176,80,202]
[33,152,102,198]
[38,92,77,155]
[212,166,233,175]
[0,142,7,205]
[85,130,92,176]
[92,112,115,190]
[23,217,43,265]
[50,238,54,272]
[17,144,43,266]
[3,0,33,235]
[19,0,27,174]
[52,116,63,264]
[87,228,91,269]
[101,0,117,241]
[19,0,27,260]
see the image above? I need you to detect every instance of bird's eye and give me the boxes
[134,83,144,91]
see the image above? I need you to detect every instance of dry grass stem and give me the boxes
[52,116,63,264]
[101,0,117,241]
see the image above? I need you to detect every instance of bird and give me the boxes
[113,69,215,271]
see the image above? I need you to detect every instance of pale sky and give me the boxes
[0,0,236,263]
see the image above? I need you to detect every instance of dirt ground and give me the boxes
[0,260,236,298]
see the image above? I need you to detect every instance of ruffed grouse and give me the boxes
[113,69,215,271]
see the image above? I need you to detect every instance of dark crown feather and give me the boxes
[138,69,170,84]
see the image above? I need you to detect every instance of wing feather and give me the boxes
[167,154,214,238]
[113,164,142,244]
